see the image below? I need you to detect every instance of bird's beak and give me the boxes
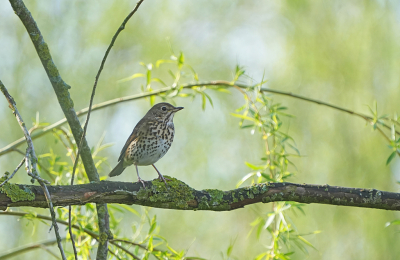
[173,107,184,112]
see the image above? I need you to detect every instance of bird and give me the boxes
[108,102,183,187]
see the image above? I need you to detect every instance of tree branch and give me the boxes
[7,1,112,259]
[1,178,399,211]
[0,238,66,260]
[2,79,396,158]
[7,0,98,179]
[0,211,141,259]
[0,80,66,259]
[68,1,146,258]
[0,157,25,188]
[0,86,179,156]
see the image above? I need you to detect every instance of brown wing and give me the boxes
[118,117,147,161]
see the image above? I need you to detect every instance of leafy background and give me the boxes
[1,0,400,259]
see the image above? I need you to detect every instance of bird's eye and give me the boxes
[161,106,167,111]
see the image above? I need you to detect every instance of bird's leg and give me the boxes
[152,164,169,185]
[135,165,146,188]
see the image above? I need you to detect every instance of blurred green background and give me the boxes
[1,0,400,259]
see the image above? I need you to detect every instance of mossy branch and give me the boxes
[1,177,399,211]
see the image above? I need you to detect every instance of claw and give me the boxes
[157,175,168,186]
[135,165,146,188]
[158,175,171,182]
[137,177,146,188]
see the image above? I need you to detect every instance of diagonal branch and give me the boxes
[0,80,66,259]
[1,178,399,211]
[7,1,111,259]
[0,211,143,259]
[0,157,25,188]
[69,1,146,258]
[8,0,99,182]
[0,238,66,260]
[0,86,177,157]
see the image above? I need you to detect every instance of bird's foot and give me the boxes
[158,175,169,186]
[137,177,146,188]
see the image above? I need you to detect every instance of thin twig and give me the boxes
[67,205,78,259]
[0,237,66,260]
[0,157,25,188]
[0,211,141,259]
[11,148,55,182]
[71,0,147,185]
[38,244,61,260]
[0,80,66,260]
[2,80,397,158]
[69,2,146,259]
[53,127,76,159]
[376,125,400,157]
[110,239,155,252]
[111,243,140,260]
[108,248,123,260]
[233,85,274,176]
[0,86,178,156]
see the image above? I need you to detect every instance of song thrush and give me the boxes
[108,102,183,187]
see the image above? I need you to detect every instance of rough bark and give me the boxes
[1,178,399,211]
[8,1,110,258]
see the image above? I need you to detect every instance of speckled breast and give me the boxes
[129,121,175,166]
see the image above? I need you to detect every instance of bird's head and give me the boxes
[147,102,184,121]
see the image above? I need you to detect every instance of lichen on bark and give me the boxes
[0,183,35,202]
[136,176,196,209]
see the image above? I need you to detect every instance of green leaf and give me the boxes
[386,219,400,227]
[386,151,396,165]
[263,214,275,229]
[214,88,230,93]
[203,92,213,108]
[236,172,256,188]
[178,93,191,97]
[254,79,268,88]
[235,104,247,112]
[201,93,206,110]
[297,235,317,250]
[178,52,185,69]
[151,78,168,87]
[254,253,268,260]
[149,221,157,234]
[147,236,153,252]
[156,59,175,68]
[150,95,156,106]
[240,124,254,129]
[233,65,245,82]
[185,64,199,81]
[226,237,237,257]
[167,245,178,255]
[168,69,176,80]
[146,70,152,87]
[245,161,265,170]
[230,113,257,122]
[117,73,145,83]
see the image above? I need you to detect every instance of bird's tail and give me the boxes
[109,161,125,177]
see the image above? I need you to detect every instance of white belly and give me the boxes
[136,138,170,166]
